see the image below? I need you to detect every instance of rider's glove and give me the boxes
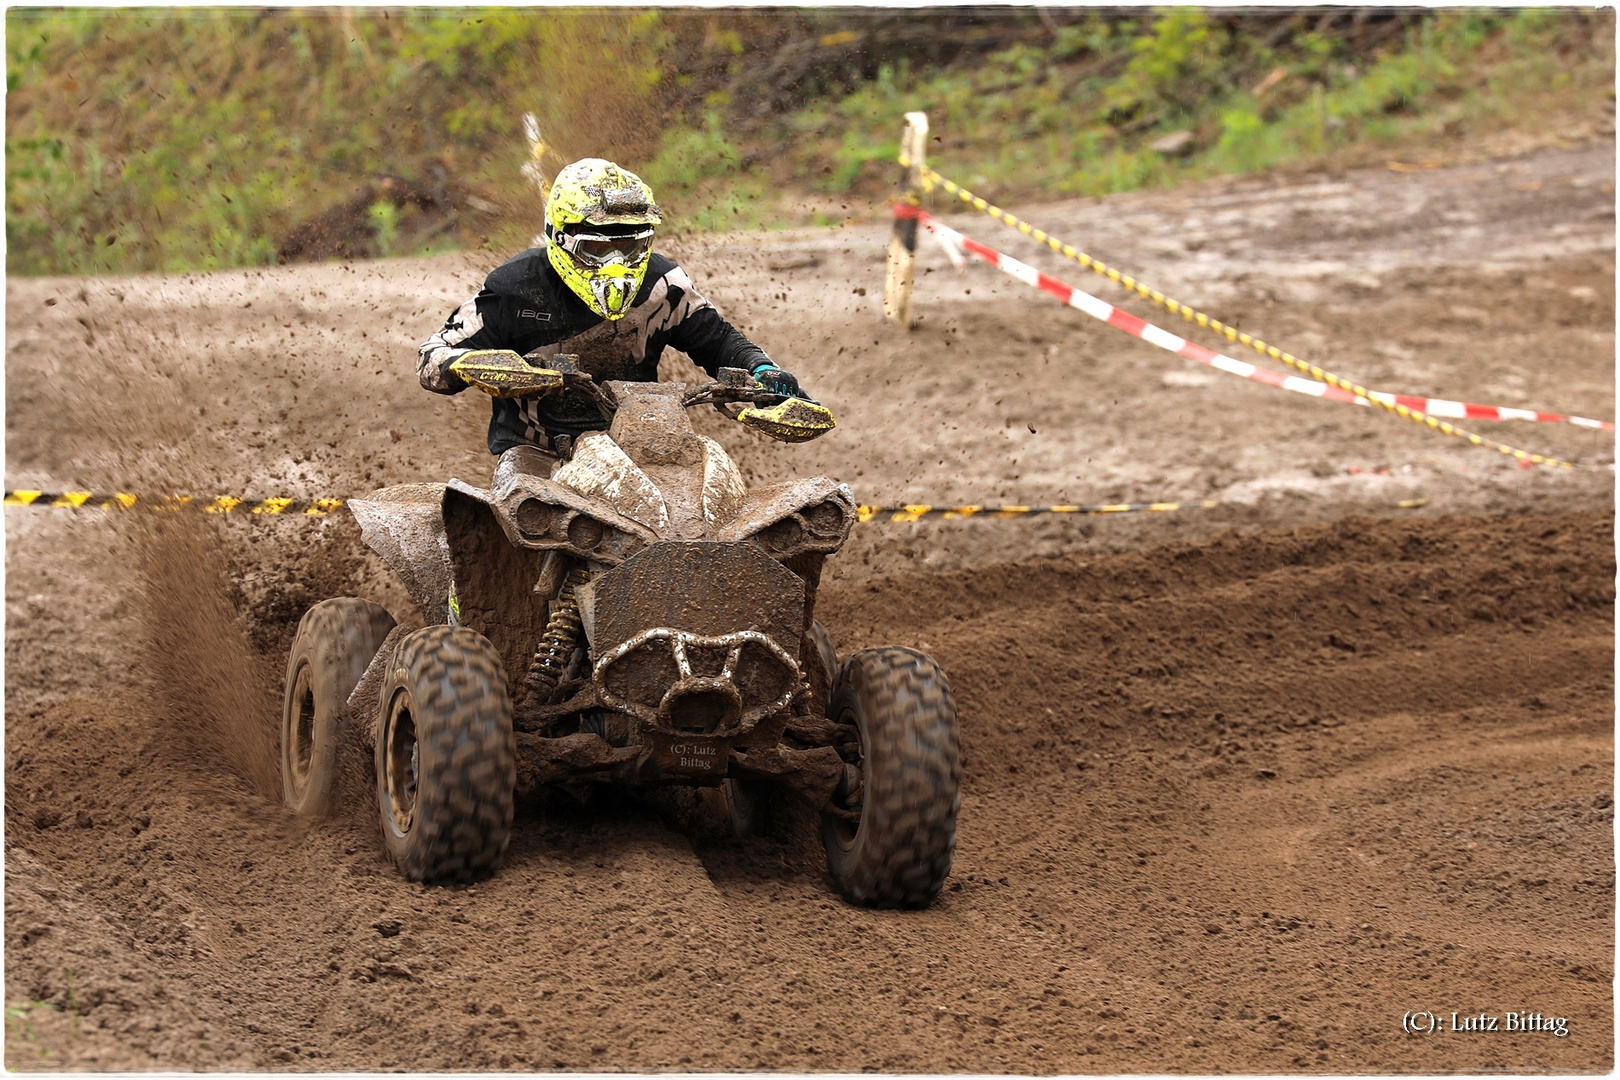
[751,361,816,403]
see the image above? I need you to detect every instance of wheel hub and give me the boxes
[384,697,419,835]
[288,664,316,798]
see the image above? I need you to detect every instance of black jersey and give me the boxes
[418,249,771,453]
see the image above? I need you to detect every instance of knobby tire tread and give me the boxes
[825,646,960,908]
[380,625,515,884]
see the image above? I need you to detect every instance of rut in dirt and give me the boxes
[5,509,1612,1073]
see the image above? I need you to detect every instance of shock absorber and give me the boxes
[523,565,591,702]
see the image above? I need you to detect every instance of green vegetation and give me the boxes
[5,8,665,274]
[6,8,1612,277]
[5,999,62,1061]
[754,8,1612,204]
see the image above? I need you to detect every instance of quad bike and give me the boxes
[280,356,960,907]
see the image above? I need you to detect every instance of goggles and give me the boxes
[555,227,654,269]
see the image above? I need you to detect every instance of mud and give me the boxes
[5,140,1614,1072]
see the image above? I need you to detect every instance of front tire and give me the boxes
[376,625,515,883]
[281,598,395,816]
[821,647,960,907]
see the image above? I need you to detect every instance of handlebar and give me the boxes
[694,369,835,443]
[681,368,795,411]
[447,355,834,443]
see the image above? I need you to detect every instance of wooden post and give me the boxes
[521,112,551,201]
[523,113,551,248]
[883,111,929,330]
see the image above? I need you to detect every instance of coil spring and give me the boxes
[523,565,591,701]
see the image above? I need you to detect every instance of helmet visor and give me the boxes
[561,228,654,269]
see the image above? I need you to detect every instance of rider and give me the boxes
[418,158,814,485]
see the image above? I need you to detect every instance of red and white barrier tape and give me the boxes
[904,204,1614,433]
[1362,393,1611,430]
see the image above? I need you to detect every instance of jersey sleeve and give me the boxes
[417,293,496,394]
[661,264,772,377]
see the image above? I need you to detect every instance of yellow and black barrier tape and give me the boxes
[8,492,1431,522]
[861,498,1425,521]
[901,158,1583,469]
[3,491,346,514]
[859,499,1221,523]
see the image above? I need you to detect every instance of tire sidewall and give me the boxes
[822,681,870,879]
[376,681,411,865]
[281,645,336,816]
[809,620,839,690]
[280,599,395,816]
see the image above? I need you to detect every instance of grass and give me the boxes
[5,1000,63,1062]
[4,8,664,275]
[5,9,1613,275]
[683,8,1613,220]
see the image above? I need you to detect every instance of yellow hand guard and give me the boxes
[736,398,837,444]
[448,350,565,398]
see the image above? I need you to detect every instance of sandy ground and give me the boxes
[4,138,1614,1072]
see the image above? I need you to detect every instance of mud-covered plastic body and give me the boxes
[343,379,858,790]
[295,370,959,901]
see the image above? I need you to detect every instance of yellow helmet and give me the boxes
[544,158,662,321]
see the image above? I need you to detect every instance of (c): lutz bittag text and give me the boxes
[1403,1011,1569,1037]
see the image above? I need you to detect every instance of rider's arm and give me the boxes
[418,293,501,394]
[656,263,813,400]
[667,305,773,378]
[658,266,772,377]
[664,294,812,401]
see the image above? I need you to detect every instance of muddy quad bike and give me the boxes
[280,356,960,907]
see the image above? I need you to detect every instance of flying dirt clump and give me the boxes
[129,515,283,798]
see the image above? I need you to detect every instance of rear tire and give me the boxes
[376,625,515,883]
[281,598,395,816]
[822,647,960,908]
[808,620,838,700]
[698,777,763,837]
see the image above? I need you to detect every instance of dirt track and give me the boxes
[5,140,1615,1072]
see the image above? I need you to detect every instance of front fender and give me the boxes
[717,478,856,559]
[347,483,454,624]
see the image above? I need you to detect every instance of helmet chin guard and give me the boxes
[589,269,637,320]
